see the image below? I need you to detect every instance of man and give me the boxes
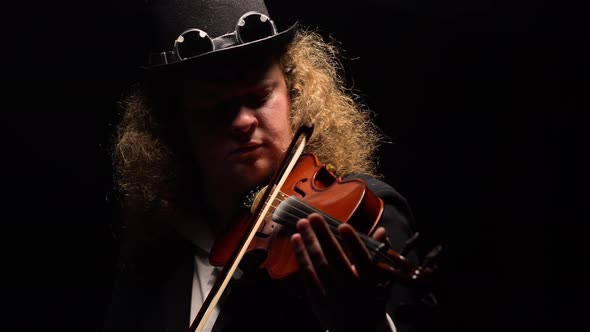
[104,1,434,331]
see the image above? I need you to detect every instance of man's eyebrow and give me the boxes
[243,80,276,94]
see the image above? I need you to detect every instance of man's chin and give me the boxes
[232,160,274,190]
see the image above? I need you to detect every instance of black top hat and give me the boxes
[142,0,297,75]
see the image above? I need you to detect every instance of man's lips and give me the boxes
[231,143,263,154]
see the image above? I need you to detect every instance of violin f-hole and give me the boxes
[293,178,308,197]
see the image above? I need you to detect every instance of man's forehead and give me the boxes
[184,58,277,95]
[197,55,276,82]
[228,58,277,83]
[184,79,270,102]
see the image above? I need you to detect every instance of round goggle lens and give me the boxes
[175,29,214,60]
[237,13,276,43]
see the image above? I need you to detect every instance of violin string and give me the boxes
[257,195,403,269]
[257,194,409,271]
[271,207,401,269]
[265,197,383,253]
[262,195,382,251]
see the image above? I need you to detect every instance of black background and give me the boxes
[3,0,588,331]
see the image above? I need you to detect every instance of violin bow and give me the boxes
[188,125,314,332]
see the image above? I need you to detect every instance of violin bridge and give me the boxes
[256,191,288,236]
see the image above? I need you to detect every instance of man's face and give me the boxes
[182,58,292,196]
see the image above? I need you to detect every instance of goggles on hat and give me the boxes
[148,11,278,66]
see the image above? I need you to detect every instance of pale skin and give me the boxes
[182,57,391,331]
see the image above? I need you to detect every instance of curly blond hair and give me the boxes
[112,30,383,225]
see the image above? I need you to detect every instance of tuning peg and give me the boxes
[421,245,443,271]
[409,245,442,281]
[401,232,420,256]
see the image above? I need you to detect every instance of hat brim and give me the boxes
[141,23,298,77]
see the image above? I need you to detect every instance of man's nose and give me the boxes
[231,105,258,138]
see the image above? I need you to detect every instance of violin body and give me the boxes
[209,153,384,279]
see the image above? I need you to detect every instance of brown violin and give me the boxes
[210,152,435,282]
[189,125,439,332]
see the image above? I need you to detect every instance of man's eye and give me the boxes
[243,89,272,108]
